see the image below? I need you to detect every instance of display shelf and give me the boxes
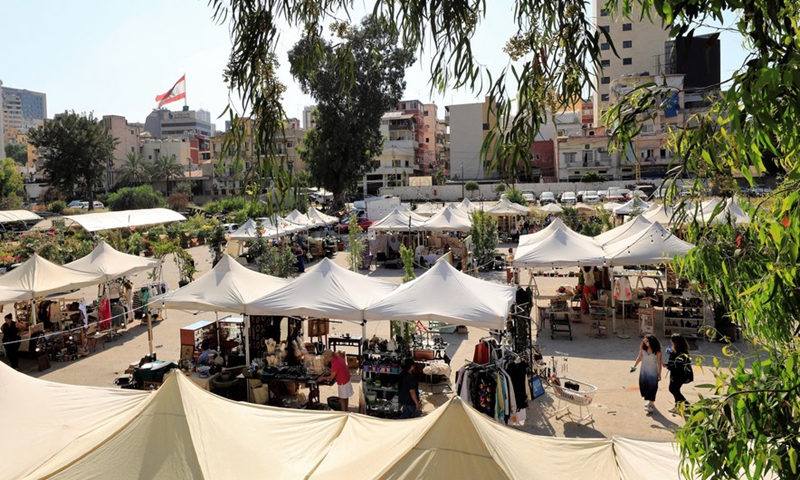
[362,356,404,416]
[661,293,708,338]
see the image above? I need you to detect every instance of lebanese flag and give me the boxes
[155,75,186,107]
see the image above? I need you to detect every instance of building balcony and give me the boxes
[564,159,614,168]
[386,139,418,149]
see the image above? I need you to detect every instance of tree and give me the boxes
[504,186,526,206]
[464,181,479,199]
[581,172,607,183]
[150,154,184,196]
[469,210,498,272]
[27,111,116,209]
[289,17,415,210]
[5,144,27,165]
[211,2,800,476]
[107,185,165,211]
[116,152,150,186]
[0,158,24,201]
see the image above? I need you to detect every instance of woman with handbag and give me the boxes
[665,333,692,413]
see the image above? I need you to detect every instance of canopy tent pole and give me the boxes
[147,315,153,356]
[244,314,251,366]
[611,270,617,334]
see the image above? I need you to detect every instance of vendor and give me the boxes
[197,340,216,366]
[319,349,353,412]
[2,313,26,370]
[398,357,421,418]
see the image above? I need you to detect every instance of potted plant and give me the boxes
[174,248,196,287]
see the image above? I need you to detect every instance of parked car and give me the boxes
[597,189,610,201]
[745,185,772,197]
[335,217,373,233]
[522,192,536,204]
[560,192,577,205]
[626,189,648,200]
[607,188,627,202]
[539,192,556,205]
[67,200,85,208]
[583,190,600,203]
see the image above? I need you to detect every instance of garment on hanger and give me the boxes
[138,287,151,315]
[98,297,111,330]
[79,300,88,329]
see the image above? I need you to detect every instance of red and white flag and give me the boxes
[155,75,186,107]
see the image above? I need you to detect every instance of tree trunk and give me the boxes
[333,190,346,211]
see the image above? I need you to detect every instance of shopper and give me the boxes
[631,334,662,414]
[665,333,691,413]
[197,340,216,365]
[2,313,25,370]
[320,349,353,412]
[294,242,305,273]
[581,266,596,313]
[398,357,421,418]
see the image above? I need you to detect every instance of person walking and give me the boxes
[2,313,26,370]
[631,334,662,414]
[665,333,691,413]
[398,357,421,418]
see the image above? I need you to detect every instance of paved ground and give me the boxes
[10,239,739,441]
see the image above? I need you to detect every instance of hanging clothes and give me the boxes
[79,300,88,329]
[138,287,151,315]
[98,297,111,331]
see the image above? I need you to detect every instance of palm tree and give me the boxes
[150,154,184,195]
[116,152,150,186]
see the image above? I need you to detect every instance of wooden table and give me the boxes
[328,335,363,357]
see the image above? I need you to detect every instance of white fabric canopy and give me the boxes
[643,204,688,226]
[517,218,567,247]
[697,198,750,225]
[0,287,30,304]
[64,208,186,232]
[574,203,596,214]
[0,253,104,300]
[257,215,303,235]
[307,207,339,226]
[458,198,481,213]
[65,241,160,282]
[514,226,606,267]
[594,215,653,246]
[603,222,695,266]
[229,219,279,241]
[421,204,473,232]
[613,197,650,216]
[0,210,41,223]
[414,202,443,217]
[368,207,427,232]
[364,260,516,329]
[486,198,530,216]
[539,203,563,213]
[4,361,692,480]
[248,257,396,320]
[157,254,289,314]
[602,202,622,212]
[284,209,312,227]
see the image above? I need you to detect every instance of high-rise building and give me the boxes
[302,106,317,130]
[1,85,47,144]
[102,115,144,188]
[593,5,669,125]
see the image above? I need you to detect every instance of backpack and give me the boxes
[682,355,694,384]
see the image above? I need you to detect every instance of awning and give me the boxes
[64,208,187,232]
[0,210,42,223]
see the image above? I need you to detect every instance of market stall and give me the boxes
[306,206,339,226]
[486,199,530,237]
[413,201,443,217]
[62,208,186,232]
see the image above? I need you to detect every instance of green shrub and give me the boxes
[48,200,67,213]
[167,192,189,212]
[107,185,165,211]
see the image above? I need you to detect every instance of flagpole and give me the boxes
[183,72,187,107]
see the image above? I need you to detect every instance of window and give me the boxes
[601,76,610,84]
[599,25,610,33]
[392,159,402,167]
[563,152,577,164]
[641,124,655,133]
[600,8,609,16]
[601,43,610,51]
[623,57,632,65]
[426,137,430,143]
[623,40,632,48]
[131,147,135,152]
[601,59,610,67]
[623,23,632,31]
[287,142,293,148]
[601,93,610,101]
[534,153,541,160]
[482,123,489,130]
[424,110,429,116]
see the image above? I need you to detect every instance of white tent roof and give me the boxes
[602,202,622,212]
[539,203,563,213]
[284,209,312,227]
[514,226,607,267]
[697,198,750,225]
[307,206,339,226]
[0,362,149,480]
[574,202,596,214]
[65,241,160,282]
[643,204,688,226]
[421,204,472,232]
[603,222,695,266]
[594,215,653,246]
[364,260,516,329]
[518,218,567,247]
[486,198,530,216]
[157,254,289,314]
[5,361,693,480]
[0,210,41,223]
[0,287,31,304]
[613,197,650,216]
[414,202,443,217]
[368,207,427,232]
[64,208,186,232]
[458,198,481,212]
[248,258,397,321]
[0,253,103,300]
[229,219,279,241]
[257,215,303,234]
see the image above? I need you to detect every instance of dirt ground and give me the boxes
[10,239,739,441]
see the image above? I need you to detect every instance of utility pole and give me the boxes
[461,161,465,199]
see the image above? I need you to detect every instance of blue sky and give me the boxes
[1,1,749,128]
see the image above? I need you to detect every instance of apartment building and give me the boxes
[1,85,47,144]
[445,98,499,182]
[102,115,144,187]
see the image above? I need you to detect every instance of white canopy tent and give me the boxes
[0,287,30,304]
[307,206,339,226]
[364,260,516,329]
[229,219,278,241]
[65,241,161,282]
[368,207,427,232]
[486,198,530,216]
[414,202,443,217]
[603,222,695,266]
[513,227,607,268]
[574,203,596,215]
[517,218,567,247]
[248,257,397,322]
[539,203,564,213]
[594,215,653,247]
[5,361,692,480]
[0,253,104,304]
[643,204,688,227]
[421,204,473,232]
[63,208,186,232]
[458,198,481,213]
[613,197,650,216]
[256,215,304,235]
[284,209,313,227]
[697,198,750,225]
[0,210,42,223]
[602,202,622,212]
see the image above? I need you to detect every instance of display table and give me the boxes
[261,371,334,406]
[613,270,665,296]
[328,335,363,357]
[188,372,220,391]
